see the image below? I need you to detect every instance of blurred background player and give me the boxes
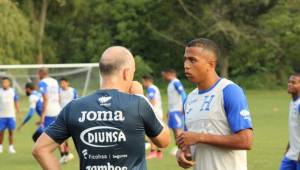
[161,69,186,156]
[142,75,164,159]
[58,77,77,163]
[17,82,44,142]
[59,77,78,108]
[279,73,300,170]
[37,68,68,163]
[0,77,20,154]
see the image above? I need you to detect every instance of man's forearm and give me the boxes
[33,150,60,170]
[41,96,48,119]
[15,102,20,113]
[198,130,253,150]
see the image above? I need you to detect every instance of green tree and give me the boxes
[0,0,35,64]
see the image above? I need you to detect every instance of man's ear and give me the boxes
[123,68,130,81]
[208,60,217,69]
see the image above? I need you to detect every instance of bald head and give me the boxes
[38,67,48,79]
[99,46,135,76]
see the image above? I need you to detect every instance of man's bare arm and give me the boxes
[40,94,48,123]
[178,129,253,150]
[150,125,171,148]
[32,133,60,170]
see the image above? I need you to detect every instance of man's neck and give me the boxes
[169,77,176,82]
[62,87,69,91]
[292,93,300,101]
[100,78,128,93]
[197,72,220,91]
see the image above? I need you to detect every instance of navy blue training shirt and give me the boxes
[45,89,164,170]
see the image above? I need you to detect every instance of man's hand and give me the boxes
[177,131,202,149]
[17,124,23,131]
[37,115,45,126]
[176,148,195,169]
[298,152,300,163]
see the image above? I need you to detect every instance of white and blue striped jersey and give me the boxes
[167,78,186,112]
[38,77,61,117]
[59,87,78,109]
[286,97,300,161]
[184,78,252,170]
[0,88,19,118]
[146,85,163,119]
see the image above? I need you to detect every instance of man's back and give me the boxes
[45,89,163,170]
[167,78,186,112]
[38,77,60,116]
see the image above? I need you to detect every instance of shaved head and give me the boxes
[99,46,135,76]
[38,67,48,79]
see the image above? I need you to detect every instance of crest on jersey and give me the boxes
[98,96,112,107]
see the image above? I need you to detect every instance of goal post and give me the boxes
[0,63,100,96]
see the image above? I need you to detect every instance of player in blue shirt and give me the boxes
[32,46,170,170]
[17,82,44,142]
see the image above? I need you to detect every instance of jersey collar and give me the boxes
[198,78,222,94]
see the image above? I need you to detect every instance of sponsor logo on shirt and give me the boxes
[240,109,252,121]
[98,96,112,107]
[85,163,128,170]
[80,126,126,148]
[82,149,128,160]
[78,110,125,122]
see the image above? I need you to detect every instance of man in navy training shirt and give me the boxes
[32,46,170,170]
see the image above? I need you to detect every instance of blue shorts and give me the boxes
[168,111,184,129]
[43,116,57,129]
[0,118,16,131]
[280,157,300,170]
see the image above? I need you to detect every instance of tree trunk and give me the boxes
[36,0,48,64]
[220,55,229,78]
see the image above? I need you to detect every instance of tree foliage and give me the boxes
[2,0,300,88]
[0,0,35,64]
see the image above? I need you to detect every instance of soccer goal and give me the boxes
[0,63,100,96]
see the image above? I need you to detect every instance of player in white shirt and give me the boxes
[161,69,186,155]
[0,77,20,154]
[58,77,77,163]
[176,38,253,170]
[37,68,68,162]
[59,78,78,108]
[279,73,300,170]
[37,68,61,127]
[142,75,164,159]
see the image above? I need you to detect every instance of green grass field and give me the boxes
[0,89,291,170]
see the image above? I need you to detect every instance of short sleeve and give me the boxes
[45,103,71,144]
[298,104,300,114]
[38,81,48,95]
[29,95,38,108]
[138,96,163,137]
[174,81,185,95]
[147,87,156,100]
[73,89,78,99]
[13,89,19,101]
[223,84,253,133]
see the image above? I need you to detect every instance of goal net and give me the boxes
[0,63,100,97]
